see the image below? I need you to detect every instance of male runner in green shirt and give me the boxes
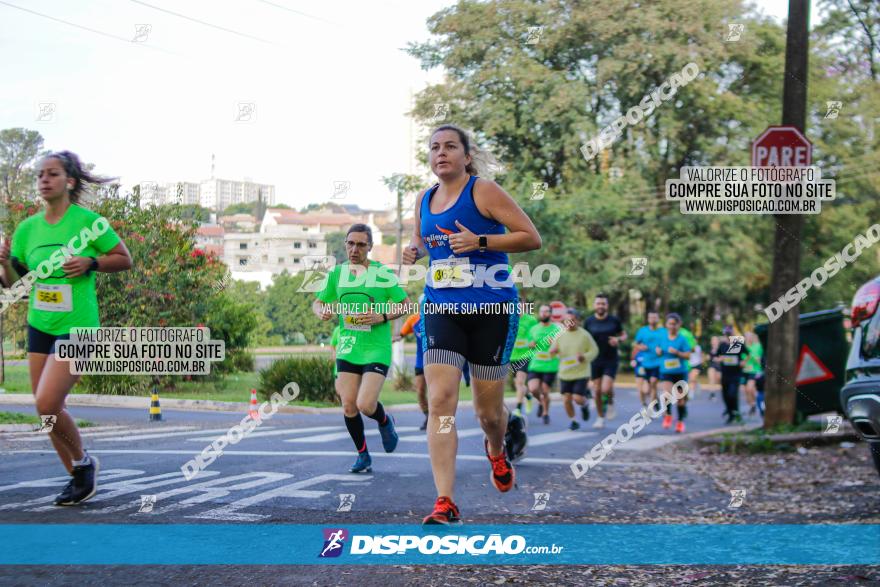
[526,304,562,425]
[312,224,410,474]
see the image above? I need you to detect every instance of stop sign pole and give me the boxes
[762,0,811,428]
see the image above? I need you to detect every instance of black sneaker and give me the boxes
[581,405,590,421]
[57,455,100,506]
[505,412,527,462]
[53,476,76,506]
[569,420,580,431]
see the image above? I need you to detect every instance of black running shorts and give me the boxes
[27,325,70,355]
[422,306,518,381]
[560,378,589,396]
[337,359,389,377]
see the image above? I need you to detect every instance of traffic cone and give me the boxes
[149,386,163,422]
[248,388,260,421]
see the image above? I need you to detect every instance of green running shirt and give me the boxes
[316,261,407,367]
[10,204,121,336]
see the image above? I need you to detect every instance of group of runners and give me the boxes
[2,126,766,526]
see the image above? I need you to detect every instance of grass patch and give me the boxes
[2,362,517,408]
[0,411,94,427]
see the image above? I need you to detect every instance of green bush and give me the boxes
[258,356,336,404]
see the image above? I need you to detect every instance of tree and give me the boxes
[0,128,48,382]
[160,203,212,223]
[264,272,334,344]
[0,128,46,203]
[222,202,256,216]
[382,173,424,265]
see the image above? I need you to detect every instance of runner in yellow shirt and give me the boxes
[549,308,599,430]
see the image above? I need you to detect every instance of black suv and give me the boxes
[840,276,880,475]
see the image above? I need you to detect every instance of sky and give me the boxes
[0,0,820,212]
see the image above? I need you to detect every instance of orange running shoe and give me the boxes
[484,437,515,492]
[662,414,673,429]
[422,496,461,525]
[675,421,685,433]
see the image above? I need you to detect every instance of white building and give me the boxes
[200,178,275,212]
[137,181,200,207]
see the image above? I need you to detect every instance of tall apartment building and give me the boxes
[136,181,200,207]
[199,178,275,212]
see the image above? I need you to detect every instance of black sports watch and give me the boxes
[382,313,388,323]
[478,235,488,252]
[88,258,99,274]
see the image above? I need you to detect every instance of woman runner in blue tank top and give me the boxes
[402,125,542,525]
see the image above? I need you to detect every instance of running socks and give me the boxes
[366,402,388,426]
[344,414,367,452]
[677,404,687,421]
[71,451,91,467]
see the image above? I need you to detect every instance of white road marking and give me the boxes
[96,427,275,443]
[283,426,420,444]
[102,472,291,516]
[25,470,222,512]
[526,429,599,446]
[0,469,149,511]
[0,425,131,438]
[187,474,372,521]
[613,434,680,451]
[0,469,144,493]
[1,449,695,468]
[185,426,339,442]
[13,426,198,442]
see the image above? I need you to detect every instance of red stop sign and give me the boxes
[550,300,566,322]
[751,126,812,167]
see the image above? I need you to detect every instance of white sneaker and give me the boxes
[606,405,616,420]
[592,416,605,429]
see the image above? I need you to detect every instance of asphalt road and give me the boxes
[6,386,872,586]
[0,385,749,524]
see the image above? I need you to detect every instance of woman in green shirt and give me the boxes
[0,151,132,506]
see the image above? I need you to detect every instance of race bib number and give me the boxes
[337,335,356,356]
[560,355,578,371]
[33,284,72,312]
[722,355,740,366]
[342,314,371,332]
[535,351,551,361]
[430,257,471,289]
[663,358,681,370]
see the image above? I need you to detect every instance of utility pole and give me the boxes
[764,0,810,427]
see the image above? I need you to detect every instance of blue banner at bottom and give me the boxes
[1,524,877,565]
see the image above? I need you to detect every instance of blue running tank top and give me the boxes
[419,175,517,305]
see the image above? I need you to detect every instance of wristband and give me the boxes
[382,313,388,323]
[88,257,99,275]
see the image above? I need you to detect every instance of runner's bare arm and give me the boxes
[467,178,541,253]
[62,241,132,278]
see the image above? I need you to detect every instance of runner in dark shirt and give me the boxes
[582,293,626,428]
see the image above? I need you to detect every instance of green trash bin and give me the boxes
[755,307,848,417]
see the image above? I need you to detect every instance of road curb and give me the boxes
[0,392,441,415]
[0,393,537,416]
